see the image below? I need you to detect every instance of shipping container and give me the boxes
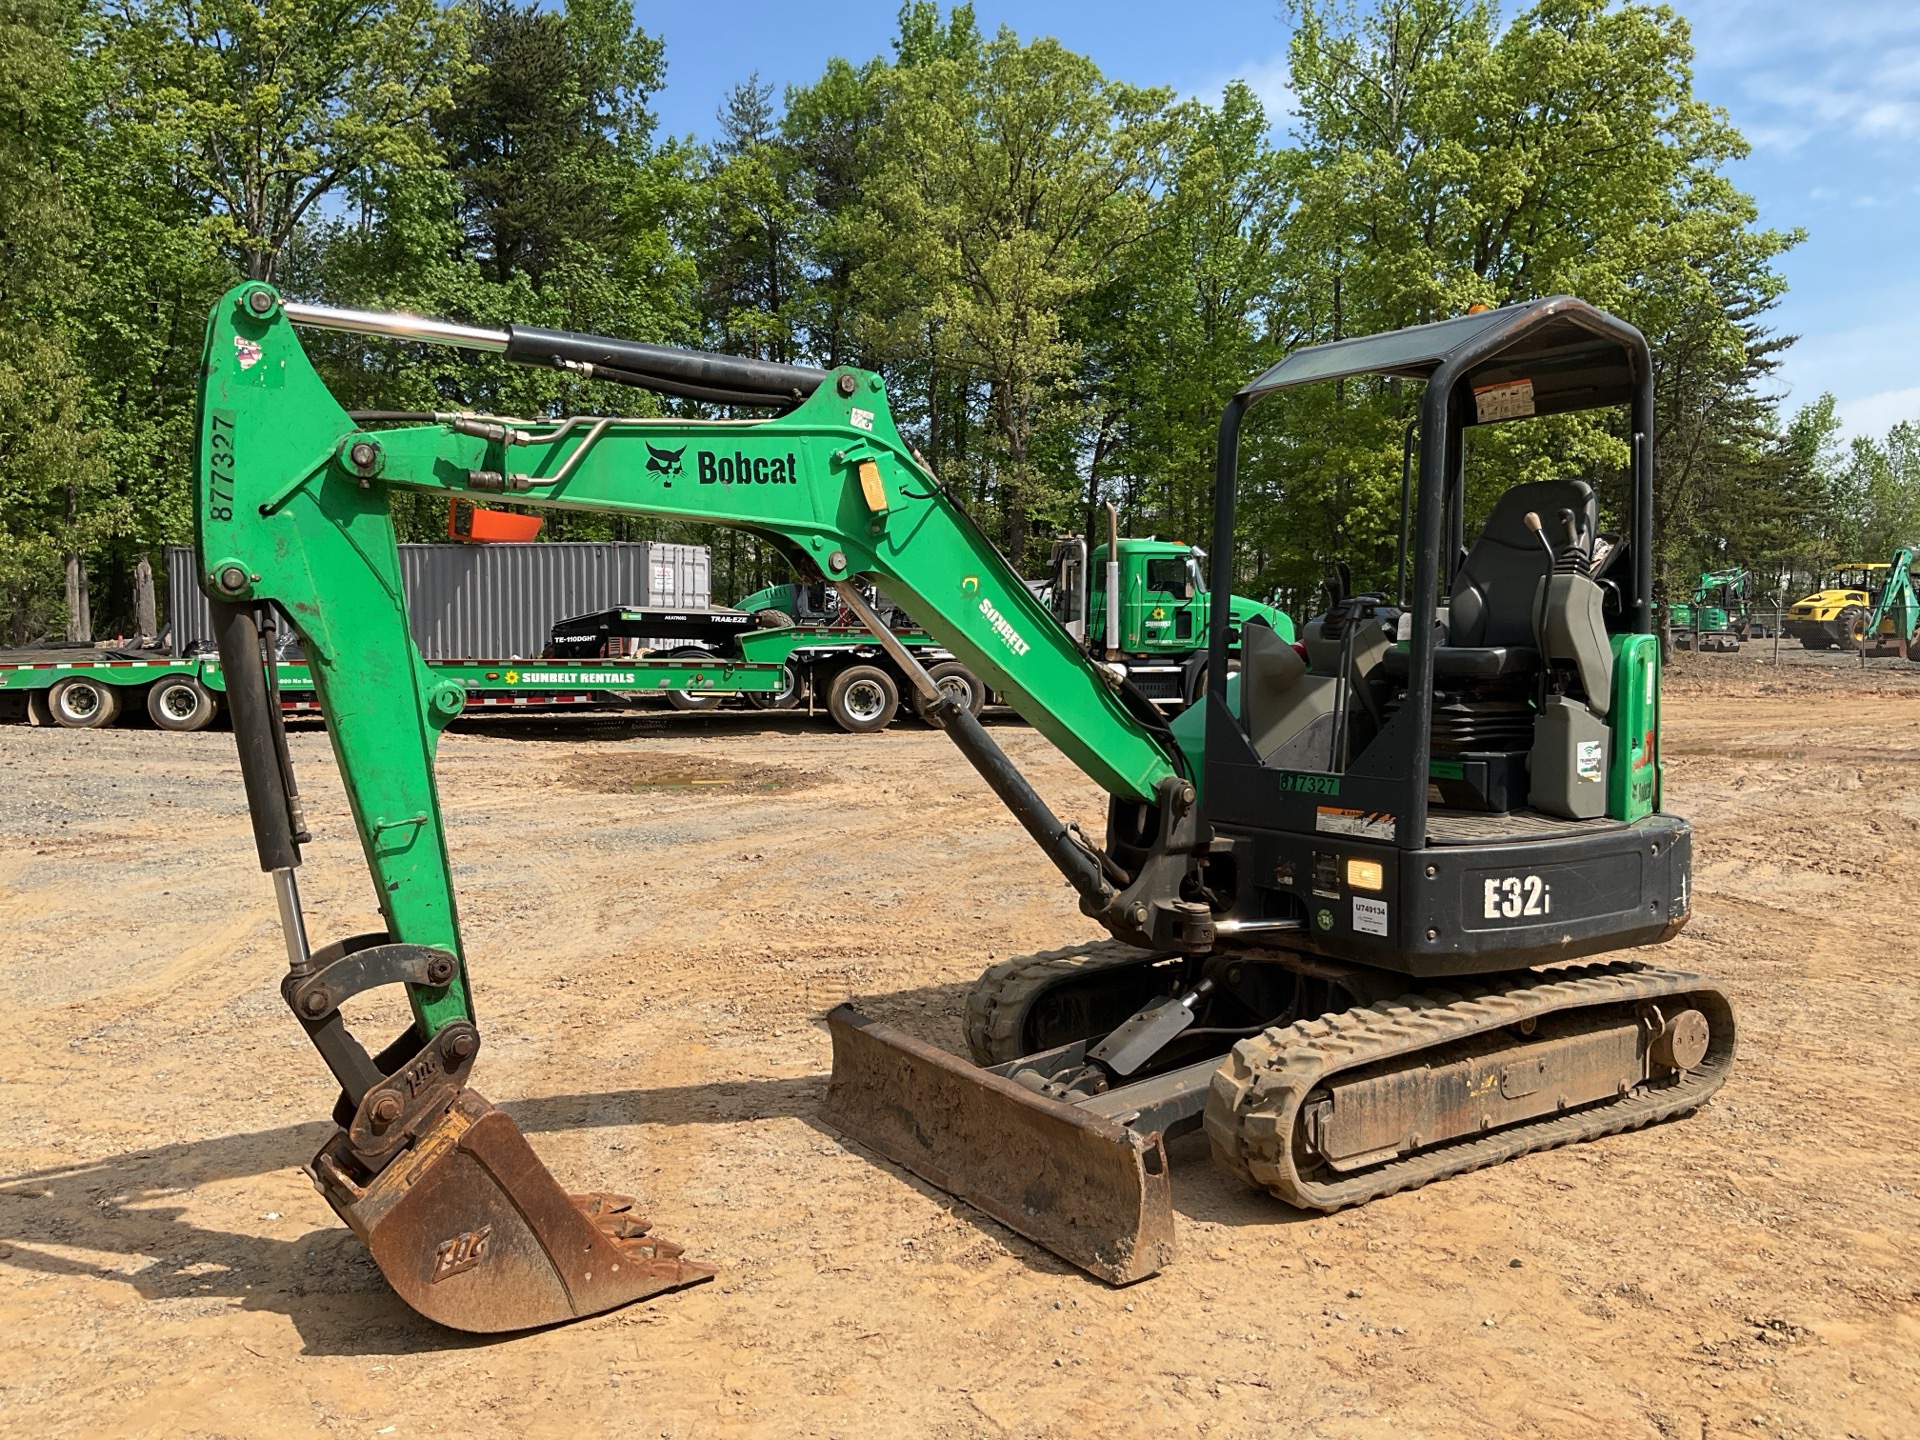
[166,541,710,660]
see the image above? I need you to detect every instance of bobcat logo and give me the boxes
[645,443,686,484]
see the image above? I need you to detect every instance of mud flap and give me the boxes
[311,1089,713,1333]
[820,1004,1175,1284]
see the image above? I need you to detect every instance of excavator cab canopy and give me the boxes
[1236,300,1644,415]
[1205,297,1657,863]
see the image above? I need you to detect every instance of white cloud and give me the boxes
[1686,2,1920,71]
[1837,386,1920,441]
[1186,53,1297,128]
[1688,3,1920,152]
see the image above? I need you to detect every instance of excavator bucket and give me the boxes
[820,1005,1175,1284]
[311,1089,713,1333]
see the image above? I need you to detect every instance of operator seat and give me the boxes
[1383,478,1599,682]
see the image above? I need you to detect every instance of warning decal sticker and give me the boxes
[1473,378,1535,423]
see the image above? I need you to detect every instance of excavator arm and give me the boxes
[195,283,1201,1328]
[1863,547,1918,643]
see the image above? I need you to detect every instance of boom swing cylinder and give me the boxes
[194,284,1733,1330]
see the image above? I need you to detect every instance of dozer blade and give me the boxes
[820,1004,1175,1284]
[311,1088,713,1333]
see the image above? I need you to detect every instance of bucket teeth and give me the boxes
[314,1089,713,1332]
[571,1193,694,1255]
[570,1191,638,1218]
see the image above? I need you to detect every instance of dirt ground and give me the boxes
[2,647,1918,1439]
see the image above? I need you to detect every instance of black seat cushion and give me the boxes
[1382,644,1539,680]
[1449,479,1597,648]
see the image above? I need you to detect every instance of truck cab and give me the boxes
[1048,533,1292,708]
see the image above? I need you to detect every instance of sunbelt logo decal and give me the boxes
[979,596,1031,657]
[694,450,800,485]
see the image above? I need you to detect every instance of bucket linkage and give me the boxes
[215,600,709,1333]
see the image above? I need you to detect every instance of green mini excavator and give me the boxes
[193,285,1733,1332]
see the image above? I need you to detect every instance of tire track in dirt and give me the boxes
[1,679,1917,1439]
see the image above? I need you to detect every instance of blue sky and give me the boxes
[642,1,1920,441]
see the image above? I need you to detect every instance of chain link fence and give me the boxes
[1666,602,1920,666]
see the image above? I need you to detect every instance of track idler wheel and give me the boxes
[311,1089,713,1332]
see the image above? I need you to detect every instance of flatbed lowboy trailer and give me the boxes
[0,649,784,730]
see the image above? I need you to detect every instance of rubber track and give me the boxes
[1204,960,1736,1211]
[963,940,1160,1065]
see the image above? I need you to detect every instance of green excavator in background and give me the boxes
[192,285,1733,1332]
[1669,567,1754,652]
[1857,547,1920,658]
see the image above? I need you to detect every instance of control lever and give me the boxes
[1522,510,1556,565]
[1523,510,1559,642]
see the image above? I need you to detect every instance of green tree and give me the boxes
[1086,83,1295,582]
[1268,0,1798,604]
[697,73,809,362]
[0,0,112,640]
[1838,420,1920,562]
[96,0,467,281]
[780,56,887,368]
[435,0,660,288]
[857,6,1177,565]
[296,0,702,548]
[1686,394,1837,592]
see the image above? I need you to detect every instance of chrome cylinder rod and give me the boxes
[831,581,940,703]
[272,866,314,974]
[281,301,509,354]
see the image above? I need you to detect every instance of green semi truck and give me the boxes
[1046,508,1295,708]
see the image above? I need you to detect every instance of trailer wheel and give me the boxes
[826,665,898,733]
[663,646,725,711]
[745,663,801,710]
[912,661,985,722]
[147,676,218,731]
[48,676,122,729]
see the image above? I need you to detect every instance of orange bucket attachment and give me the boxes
[312,1089,712,1332]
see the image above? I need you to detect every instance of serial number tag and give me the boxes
[1352,896,1389,936]
[1483,874,1551,920]
[207,408,238,524]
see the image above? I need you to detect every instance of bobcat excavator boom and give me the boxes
[194,284,1732,1331]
